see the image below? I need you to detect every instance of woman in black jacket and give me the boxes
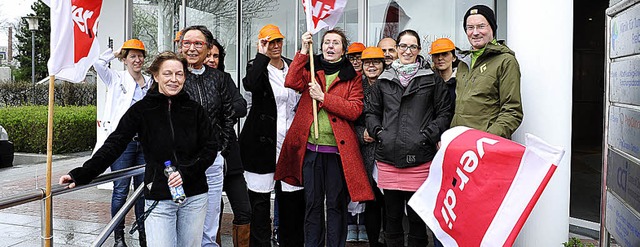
[240,24,304,247]
[366,30,451,247]
[178,25,250,246]
[59,51,218,247]
[355,47,387,247]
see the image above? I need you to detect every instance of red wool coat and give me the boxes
[274,52,374,202]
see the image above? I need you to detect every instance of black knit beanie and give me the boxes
[463,5,497,34]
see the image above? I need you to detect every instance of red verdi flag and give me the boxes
[302,0,348,34]
[44,0,102,83]
[408,127,565,246]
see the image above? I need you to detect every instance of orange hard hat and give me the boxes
[258,24,285,41]
[429,38,455,54]
[174,30,183,42]
[347,42,366,55]
[361,47,384,60]
[122,39,145,51]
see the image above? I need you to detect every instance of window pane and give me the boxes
[186,0,238,74]
[367,0,493,56]
[240,0,297,75]
[133,0,181,67]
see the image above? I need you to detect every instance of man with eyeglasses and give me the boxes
[347,42,365,73]
[377,38,398,66]
[451,5,523,139]
[179,25,248,247]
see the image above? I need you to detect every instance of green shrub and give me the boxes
[563,237,595,247]
[0,105,96,154]
[0,81,96,107]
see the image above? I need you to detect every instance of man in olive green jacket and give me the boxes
[451,4,523,139]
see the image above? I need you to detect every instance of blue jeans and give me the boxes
[145,193,208,247]
[110,141,145,232]
[202,152,224,247]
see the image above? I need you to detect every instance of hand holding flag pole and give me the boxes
[300,31,320,139]
[302,0,348,139]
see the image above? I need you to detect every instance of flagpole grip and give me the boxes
[309,42,319,140]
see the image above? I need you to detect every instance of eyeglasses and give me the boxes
[181,40,206,49]
[397,43,420,52]
[348,55,361,62]
[363,60,383,66]
[466,24,489,32]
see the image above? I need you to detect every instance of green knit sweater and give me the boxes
[308,72,339,146]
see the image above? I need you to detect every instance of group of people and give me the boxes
[59,4,522,247]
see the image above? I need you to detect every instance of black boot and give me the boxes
[114,230,128,247]
[138,229,146,247]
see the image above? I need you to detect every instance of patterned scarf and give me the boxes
[391,60,420,87]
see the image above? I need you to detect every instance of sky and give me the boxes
[0,0,37,48]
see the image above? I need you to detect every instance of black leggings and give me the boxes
[222,173,251,225]
[364,183,385,247]
[383,189,428,246]
[246,182,306,247]
[275,181,305,247]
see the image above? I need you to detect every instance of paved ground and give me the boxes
[0,152,608,247]
[0,153,374,247]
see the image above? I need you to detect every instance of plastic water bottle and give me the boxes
[163,160,186,203]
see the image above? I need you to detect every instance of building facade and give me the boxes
[98,0,596,245]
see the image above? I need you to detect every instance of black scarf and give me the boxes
[319,55,347,75]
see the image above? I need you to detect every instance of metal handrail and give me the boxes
[0,164,146,246]
[92,183,145,247]
[0,165,145,210]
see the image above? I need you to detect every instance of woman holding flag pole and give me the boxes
[274,28,374,246]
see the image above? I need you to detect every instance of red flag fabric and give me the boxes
[408,126,565,247]
[44,0,102,83]
[302,0,348,34]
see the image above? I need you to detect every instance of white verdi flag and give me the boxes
[408,126,565,247]
[302,0,348,34]
[44,0,102,83]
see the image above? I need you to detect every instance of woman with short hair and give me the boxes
[275,28,374,247]
[178,25,248,247]
[60,51,218,247]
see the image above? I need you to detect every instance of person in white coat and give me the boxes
[93,39,152,247]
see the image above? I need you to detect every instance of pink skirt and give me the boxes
[377,161,431,192]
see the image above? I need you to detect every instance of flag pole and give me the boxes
[309,42,319,139]
[43,75,55,247]
[304,0,319,140]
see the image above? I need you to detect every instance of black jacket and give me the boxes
[366,58,452,168]
[220,71,248,176]
[240,53,293,174]
[355,76,377,185]
[69,87,218,200]
[183,66,247,175]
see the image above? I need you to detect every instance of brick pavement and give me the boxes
[0,153,610,247]
[0,154,375,247]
